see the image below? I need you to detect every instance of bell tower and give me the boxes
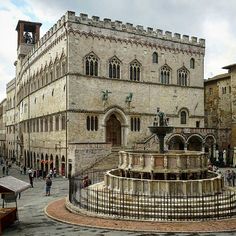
[15,20,42,59]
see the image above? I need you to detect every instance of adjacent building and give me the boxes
[0,99,7,160]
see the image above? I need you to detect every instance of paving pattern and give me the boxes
[2,165,236,236]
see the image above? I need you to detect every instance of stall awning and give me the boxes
[0,176,31,194]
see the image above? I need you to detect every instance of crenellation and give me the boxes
[115,20,122,30]
[66,11,75,21]
[156,29,163,37]
[165,31,172,39]
[57,19,61,28]
[92,16,100,21]
[53,23,57,32]
[61,15,65,24]
[182,35,189,42]
[80,13,88,22]
[199,38,205,46]
[174,33,181,40]
[191,36,197,43]
[62,11,205,47]
[103,18,112,28]
[136,25,146,34]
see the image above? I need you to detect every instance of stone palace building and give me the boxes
[2,11,218,176]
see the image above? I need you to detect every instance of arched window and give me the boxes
[177,67,189,86]
[109,57,120,79]
[190,58,195,69]
[160,65,171,84]
[180,111,187,124]
[85,53,99,76]
[130,60,141,81]
[45,118,48,132]
[152,52,158,63]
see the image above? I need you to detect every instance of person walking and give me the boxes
[2,165,5,176]
[45,176,52,196]
[28,168,34,187]
[23,166,26,175]
[6,165,9,175]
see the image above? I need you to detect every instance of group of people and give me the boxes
[225,169,236,187]
[25,167,54,196]
[209,163,236,187]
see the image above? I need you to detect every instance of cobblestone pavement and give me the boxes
[2,165,236,236]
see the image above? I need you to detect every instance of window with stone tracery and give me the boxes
[56,63,61,79]
[85,53,98,76]
[61,60,67,75]
[177,67,189,86]
[160,65,171,84]
[130,60,141,81]
[109,57,120,79]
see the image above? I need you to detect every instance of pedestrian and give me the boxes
[20,165,23,175]
[49,169,53,178]
[53,168,57,178]
[45,176,52,196]
[28,168,34,187]
[226,169,232,186]
[6,165,9,175]
[23,166,26,175]
[2,165,5,176]
[231,170,236,187]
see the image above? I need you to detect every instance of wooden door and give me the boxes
[106,114,121,146]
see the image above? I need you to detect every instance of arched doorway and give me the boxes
[50,154,53,170]
[61,155,65,176]
[55,155,59,173]
[106,114,121,146]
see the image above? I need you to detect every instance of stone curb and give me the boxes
[45,197,236,233]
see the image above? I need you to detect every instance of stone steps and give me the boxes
[85,150,119,172]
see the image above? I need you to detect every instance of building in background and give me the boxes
[204,70,233,165]
[6,11,216,176]
[0,99,7,161]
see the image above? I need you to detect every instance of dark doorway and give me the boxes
[106,114,121,146]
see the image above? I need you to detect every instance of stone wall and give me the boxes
[68,142,112,174]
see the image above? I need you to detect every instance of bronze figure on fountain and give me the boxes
[149,107,173,153]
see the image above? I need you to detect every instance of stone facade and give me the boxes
[9,11,208,176]
[0,98,7,159]
[5,79,17,162]
[204,70,235,165]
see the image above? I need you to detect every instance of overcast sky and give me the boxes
[1,0,236,101]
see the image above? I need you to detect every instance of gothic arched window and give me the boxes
[130,60,141,81]
[85,53,99,76]
[152,52,158,63]
[177,67,189,86]
[109,57,120,79]
[160,65,171,84]
[190,58,195,69]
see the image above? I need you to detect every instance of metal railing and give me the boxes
[69,170,236,221]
